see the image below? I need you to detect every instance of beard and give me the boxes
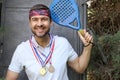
[31,25,50,38]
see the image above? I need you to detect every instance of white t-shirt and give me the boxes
[8,35,78,80]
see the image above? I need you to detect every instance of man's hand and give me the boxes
[78,29,93,47]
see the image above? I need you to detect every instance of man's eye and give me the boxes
[32,18,38,21]
[42,18,49,21]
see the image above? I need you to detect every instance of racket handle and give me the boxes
[79,29,85,37]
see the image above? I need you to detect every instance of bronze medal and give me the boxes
[48,64,55,73]
[40,67,47,76]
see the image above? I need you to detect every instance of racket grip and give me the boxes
[79,29,85,37]
[79,29,95,47]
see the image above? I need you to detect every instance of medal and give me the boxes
[30,34,55,76]
[40,67,47,76]
[48,64,55,73]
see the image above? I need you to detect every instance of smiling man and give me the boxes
[6,4,93,80]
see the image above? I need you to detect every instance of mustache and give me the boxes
[35,24,44,28]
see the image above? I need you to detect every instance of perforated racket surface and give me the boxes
[49,0,81,30]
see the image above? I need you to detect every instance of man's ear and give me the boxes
[50,20,53,26]
[29,19,32,27]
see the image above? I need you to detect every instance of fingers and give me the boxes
[84,31,93,43]
[78,29,93,46]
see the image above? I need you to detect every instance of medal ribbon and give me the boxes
[29,35,55,67]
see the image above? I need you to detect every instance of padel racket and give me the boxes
[49,0,81,30]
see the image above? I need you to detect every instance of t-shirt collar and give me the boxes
[31,35,52,48]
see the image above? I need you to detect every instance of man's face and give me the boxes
[29,15,52,38]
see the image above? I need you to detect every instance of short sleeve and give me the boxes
[8,46,23,73]
[67,41,78,61]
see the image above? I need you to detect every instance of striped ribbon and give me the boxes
[29,35,55,67]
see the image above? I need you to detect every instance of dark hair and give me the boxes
[29,4,51,20]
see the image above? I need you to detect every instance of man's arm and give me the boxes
[68,30,93,73]
[6,70,19,80]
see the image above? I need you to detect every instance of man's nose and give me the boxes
[37,20,43,27]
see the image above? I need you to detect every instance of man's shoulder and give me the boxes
[53,35,69,44]
[54,35,68,41]
[17,40,30,49]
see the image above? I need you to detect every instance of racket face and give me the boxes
[50,0,81,30]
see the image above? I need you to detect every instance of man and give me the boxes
[6,4,93,80]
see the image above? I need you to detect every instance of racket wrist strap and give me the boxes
[84,42,94,47]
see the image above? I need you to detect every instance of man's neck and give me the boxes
[34,34,50,48]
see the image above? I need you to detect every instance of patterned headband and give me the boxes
[29,9,50,18]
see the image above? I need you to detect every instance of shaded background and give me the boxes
[0,0,88,80]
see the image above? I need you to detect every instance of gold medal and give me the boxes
[48,64,55,73]
[40,67,47,76]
